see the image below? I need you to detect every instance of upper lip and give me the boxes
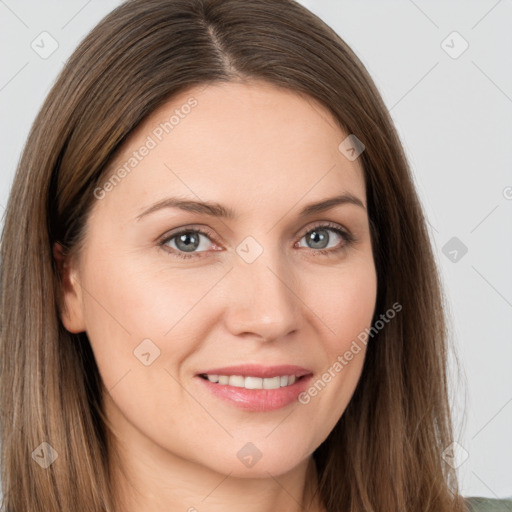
[197,364,312,379]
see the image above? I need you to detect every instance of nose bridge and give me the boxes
[224,235,301,341]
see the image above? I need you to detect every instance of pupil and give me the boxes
[309,229,328,249]
[176,232,199,252]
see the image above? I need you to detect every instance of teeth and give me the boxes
[244,376,262,389]
[228,375,244,387]
[203,374,299,389]
[263,376,281,389]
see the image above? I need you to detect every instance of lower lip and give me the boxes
[196,375,313,412]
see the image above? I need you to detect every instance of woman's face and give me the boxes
[59,80,377,478]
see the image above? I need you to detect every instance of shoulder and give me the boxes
[464,496,512,511]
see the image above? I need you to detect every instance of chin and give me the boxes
[198,437,314,479]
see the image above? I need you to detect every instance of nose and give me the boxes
[222,245,302,343]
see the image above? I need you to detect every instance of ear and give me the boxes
[53,242,86,333]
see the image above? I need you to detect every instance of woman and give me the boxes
[0,0,509,511]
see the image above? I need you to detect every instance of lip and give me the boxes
[196,364,312,379]
[195,364,313,412]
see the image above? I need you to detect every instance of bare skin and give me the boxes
[55,79,377,512]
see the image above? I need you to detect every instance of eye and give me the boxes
[159,222,355,260]
[159,227,217,260]
[295,222,354,256]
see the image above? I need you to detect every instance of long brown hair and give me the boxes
[0,0,466,510]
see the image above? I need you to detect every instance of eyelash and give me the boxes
[158,222,355,260]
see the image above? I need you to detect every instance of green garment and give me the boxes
[465,497,512,511]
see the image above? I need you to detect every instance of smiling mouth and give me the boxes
[198,373,308,390]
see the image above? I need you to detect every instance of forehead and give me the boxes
[94,79,366,222]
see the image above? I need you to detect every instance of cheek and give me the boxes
[296,258,376,433]
[333,271,377,348]
[78,253,206,437]
[79,249,227,385]
[304,255,377,351]
[81,244,213,333]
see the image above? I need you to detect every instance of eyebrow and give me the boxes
[135,193,366,222]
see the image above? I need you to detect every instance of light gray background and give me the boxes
[1,0,511,500]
